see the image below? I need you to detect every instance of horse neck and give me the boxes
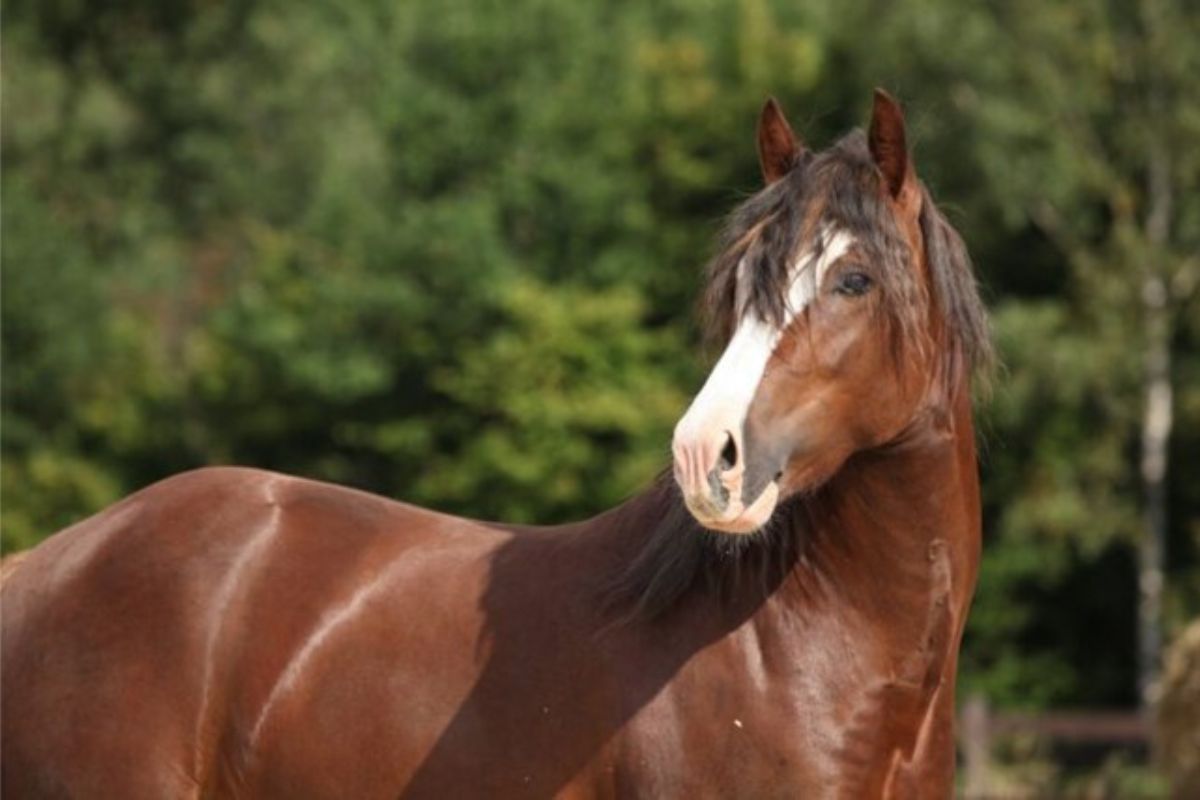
[774,384,981,632]
[589,382,979,649]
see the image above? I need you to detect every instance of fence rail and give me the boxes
[959,694,1151,798]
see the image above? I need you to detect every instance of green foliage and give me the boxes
[2,0,1197,717]
[418,277,689,522]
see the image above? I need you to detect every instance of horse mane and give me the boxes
[917,185,994,393]
[602,473,804,620]
[604,130,991,620]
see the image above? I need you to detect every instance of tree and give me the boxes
[969,0,1200,712]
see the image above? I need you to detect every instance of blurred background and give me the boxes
[2,0,1198,795]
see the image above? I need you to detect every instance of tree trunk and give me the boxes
[1137,100,1173,714]
[1138,282,1170,713]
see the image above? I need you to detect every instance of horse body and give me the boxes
[3,395,975,799]
[2,91,988,798]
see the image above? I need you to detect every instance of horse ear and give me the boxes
[757,97,802,185]
[868,88,916,202]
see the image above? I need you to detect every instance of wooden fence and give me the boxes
[958,694,1152,798]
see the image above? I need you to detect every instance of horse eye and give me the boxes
[835,272,872,297]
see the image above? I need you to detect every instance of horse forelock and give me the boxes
[701,130,989,395]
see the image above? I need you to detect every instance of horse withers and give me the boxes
[1,90,990,799]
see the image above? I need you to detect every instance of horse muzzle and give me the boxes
[672,427,780,534]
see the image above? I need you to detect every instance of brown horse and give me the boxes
[1,90,990,799]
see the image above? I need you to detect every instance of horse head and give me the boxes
[672,90,988,534]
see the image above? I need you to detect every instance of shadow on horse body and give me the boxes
[1,91,990,799]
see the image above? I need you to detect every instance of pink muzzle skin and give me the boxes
[672,428,779,535]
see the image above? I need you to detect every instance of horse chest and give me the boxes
[596,608,951,799]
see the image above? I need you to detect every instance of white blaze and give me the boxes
[673,228,855,491]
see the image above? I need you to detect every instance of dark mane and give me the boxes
[918,183,995,392]
[605,130,992,620]
[602,474,804,620]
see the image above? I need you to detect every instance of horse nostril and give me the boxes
[719,432,738,473]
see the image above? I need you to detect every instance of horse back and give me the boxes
[0,466,500,798]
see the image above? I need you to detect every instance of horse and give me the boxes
[1,89,990,799]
